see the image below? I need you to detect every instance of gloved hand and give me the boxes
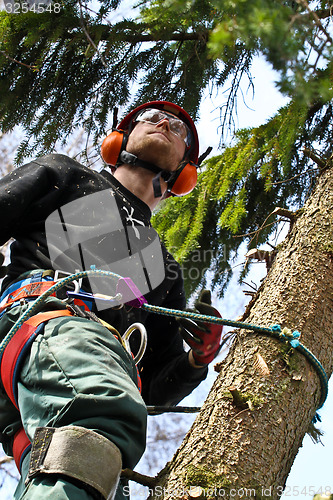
[178,290,223,366]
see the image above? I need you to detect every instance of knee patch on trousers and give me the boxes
[26,426,122,500]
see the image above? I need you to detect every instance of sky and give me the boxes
[0,2,332,498]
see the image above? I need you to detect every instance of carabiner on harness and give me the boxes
[122,323,147,365]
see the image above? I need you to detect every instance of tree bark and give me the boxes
[150,166,333,499]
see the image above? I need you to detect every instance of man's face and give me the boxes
[125,110,187,172]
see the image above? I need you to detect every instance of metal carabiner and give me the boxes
[122,323,147,365]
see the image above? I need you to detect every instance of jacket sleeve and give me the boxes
[139,255,208,406]
[0,158,58,245]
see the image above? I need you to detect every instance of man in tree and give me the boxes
[0,101,223,500]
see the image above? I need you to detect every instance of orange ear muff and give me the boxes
[168,162,198,196]
[101,130,127,166]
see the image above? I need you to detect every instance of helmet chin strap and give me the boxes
[118,150,174,198]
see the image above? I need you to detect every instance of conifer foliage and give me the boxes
[0,0,332,294]
[153,99,333,296]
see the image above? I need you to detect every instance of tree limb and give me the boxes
[314,8,333,20]
[121,468,158,488]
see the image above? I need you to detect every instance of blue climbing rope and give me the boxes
[0,269,328,414]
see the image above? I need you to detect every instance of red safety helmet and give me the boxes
[100,101,199,196]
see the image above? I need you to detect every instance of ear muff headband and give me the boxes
[101,130,198,196]
[101,101,200,197]
[100,130,127,167]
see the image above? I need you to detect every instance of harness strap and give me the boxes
[0,280,92,317]
[12,427,31,472]
[0,281,57,314]
[1,309,73,409]
[0,309,73,471]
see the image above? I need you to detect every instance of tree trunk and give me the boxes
[150,166,333,499]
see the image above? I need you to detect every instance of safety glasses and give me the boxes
[134,108,191,146]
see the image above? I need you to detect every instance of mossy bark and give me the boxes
[150,166,333,499]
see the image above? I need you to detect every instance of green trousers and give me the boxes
[0,300,147,499]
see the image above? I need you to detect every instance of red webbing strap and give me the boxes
[1,309,73,410]
[0,309,73,471]
[0,281,57,314]
[12,427,31,471]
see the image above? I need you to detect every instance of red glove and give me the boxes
[178,290,223,366]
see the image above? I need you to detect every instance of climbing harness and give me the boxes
[0,268,328,469]
[0,269,147,470]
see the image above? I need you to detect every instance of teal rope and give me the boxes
[0,269,328,412]
[142,303,328,410]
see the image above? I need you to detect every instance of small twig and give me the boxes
[271,167,317,186]
[78,0,108,68]
[295,0,333,43]
[229,408,251,422]
[228,386,249,410]
[234,218,288,239]
[121,468,158,488]
[0,50,38,70]
[242,280,258,292]
[303,148,329,170]
[246,206,295,248]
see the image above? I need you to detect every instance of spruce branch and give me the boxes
[56,22,210,44]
